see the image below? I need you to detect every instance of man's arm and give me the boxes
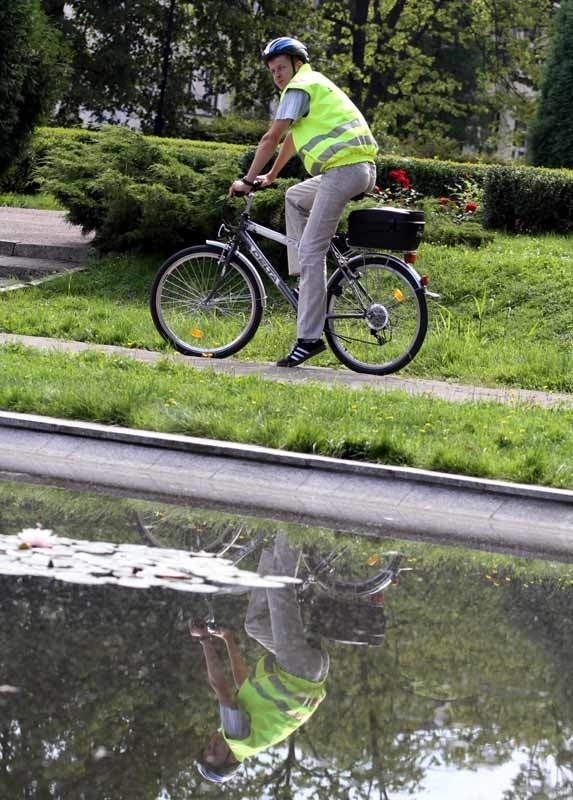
[229,118,291,195]
[200,639,237,707]
[221,632,249,690]
[263,132,296,183]
[244,119,292,183]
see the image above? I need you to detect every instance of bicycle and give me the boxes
[135,509,411,645]
[209,531,411,647]
[150,187,432,376]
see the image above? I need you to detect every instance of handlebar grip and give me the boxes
[233,180,277,197]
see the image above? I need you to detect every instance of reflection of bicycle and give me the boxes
[135,510,411,646]
[150,189,430,375]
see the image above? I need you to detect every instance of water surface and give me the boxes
[1,480,572,799]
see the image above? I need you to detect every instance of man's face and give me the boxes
[203,731,232,766]
[267,54,296,91]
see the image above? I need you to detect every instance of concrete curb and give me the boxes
[0,409,571,503]
[0,241,91,263]
[0,410,571,561]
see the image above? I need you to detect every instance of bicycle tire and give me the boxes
[325,253,428,375]
[150,245,263,358]
[302,550,403,598]
[133,509,248,555]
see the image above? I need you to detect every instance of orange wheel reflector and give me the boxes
[393,288,405,302]
[190,329,204,338]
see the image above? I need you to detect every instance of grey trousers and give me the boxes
[285,161,377,341]
[244,533,329,682]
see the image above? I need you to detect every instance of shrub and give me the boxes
[483,165,573,233]
[181,114,270,145]
[13,125,573,253]
[374,155,489,199]
[36,126,288,253]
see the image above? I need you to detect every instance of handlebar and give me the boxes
[231,180,274,198]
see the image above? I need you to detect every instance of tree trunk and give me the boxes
[154,0,178,136]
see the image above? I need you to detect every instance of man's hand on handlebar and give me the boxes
[228,173,274,197]
[228,178,256,197]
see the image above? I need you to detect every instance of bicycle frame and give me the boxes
[207,193,428,329]
[207,194,356,313]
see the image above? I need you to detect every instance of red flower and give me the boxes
[438,197,450,205]
[465,202,478,213]
[388,169,411,189]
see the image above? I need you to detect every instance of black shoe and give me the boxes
[276,339,326,368]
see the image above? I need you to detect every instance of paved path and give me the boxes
[1,332,572,409]
[0,207,93,255]
[0,411,572,562]
[0,207,93,290]
[0,529,290,593]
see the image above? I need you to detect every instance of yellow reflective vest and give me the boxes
[222,654,326,761]
[281,63,378,176]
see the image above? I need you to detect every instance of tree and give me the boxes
[528,0,573,168]
[313,0,556,156]
[0,0,67,175]
[54,0,317,136]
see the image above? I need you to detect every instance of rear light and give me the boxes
[421,274,429,286]
[404,252,417,264]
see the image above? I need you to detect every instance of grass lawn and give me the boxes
[0,343,571,488]
[0,232,571,391]
[0,226,571,488]
[0,192,64,211]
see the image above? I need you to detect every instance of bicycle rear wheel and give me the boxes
[150,245,263,358]
[325,253,428,375]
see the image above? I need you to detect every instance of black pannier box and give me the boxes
[347,206,425,251]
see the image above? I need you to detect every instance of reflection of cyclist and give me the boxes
[191,533,329,784]
[228,37,378,367]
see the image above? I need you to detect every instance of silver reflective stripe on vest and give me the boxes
[267,674,320,711]
[307,133,378,176]
[250,655,319,719]
[302,118,363,156]
[249,676,301,717]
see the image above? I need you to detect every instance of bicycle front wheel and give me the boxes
[150,245,263,358]
[325,253,428,375]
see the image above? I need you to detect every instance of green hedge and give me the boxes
[483,165,573,234]
[4,126,572,253]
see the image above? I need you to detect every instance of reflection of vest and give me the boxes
[281,63,378,176]
[223,654,326,762]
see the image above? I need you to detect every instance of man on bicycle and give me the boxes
[229,36,378,367]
